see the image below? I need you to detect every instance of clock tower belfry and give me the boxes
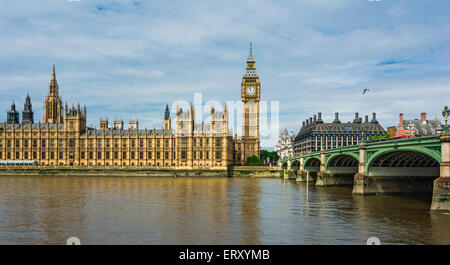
[240,42,260,162]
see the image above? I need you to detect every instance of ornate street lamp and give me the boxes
[443,105,449,133]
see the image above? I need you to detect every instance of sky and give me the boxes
[1,0,449,148]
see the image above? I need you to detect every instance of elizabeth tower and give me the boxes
[241,42,260,161]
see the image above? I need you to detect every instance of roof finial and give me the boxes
[248,41,254,60]
[52,64,56,80]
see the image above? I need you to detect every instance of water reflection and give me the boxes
[0,177,448,245]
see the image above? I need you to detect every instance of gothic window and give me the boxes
[215,151,222,160]
[157,151,160,159]
[216,138,222,147]
[148,152,152,159]
[122,152,127,159]
[15,140,20,148]
[42,140,46,148]
[165,152,169,160]
[181,151,186,160]
[165,139,169,148]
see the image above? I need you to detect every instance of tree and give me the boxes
[246,155,263,166]
[370,133,390,140]
[260,149,280,166]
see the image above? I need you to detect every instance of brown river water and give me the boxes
[0,176,448,245]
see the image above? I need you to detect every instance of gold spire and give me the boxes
[52,64,56,80]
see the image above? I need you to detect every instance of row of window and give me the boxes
[0,138,223,149]
[0,150,223,161]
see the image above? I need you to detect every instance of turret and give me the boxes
[22,94,34,124]
[333,112,341,123]
[163,104,171,131]
[7,101,19,124]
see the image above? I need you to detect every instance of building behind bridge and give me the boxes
[274,128,295,163]
[293,112,386,155]
[396,112,443,137]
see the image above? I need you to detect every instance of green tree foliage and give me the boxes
[246,155,263,166]
[370,133,390,140]
[260,149,280,165]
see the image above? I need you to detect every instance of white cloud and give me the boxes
[0,1,449,148]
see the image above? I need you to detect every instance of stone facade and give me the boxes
[0,45,261,168]
[274,128,294,163]
[293,112,385,155]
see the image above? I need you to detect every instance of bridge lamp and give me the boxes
[443,105,449,133]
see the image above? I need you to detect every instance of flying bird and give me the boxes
[363,88,370,95]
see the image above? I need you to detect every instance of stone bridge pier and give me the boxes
[431,133,450,211]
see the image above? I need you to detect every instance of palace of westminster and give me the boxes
[0,45,261,168]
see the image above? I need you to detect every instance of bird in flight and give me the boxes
[363,88,370,94]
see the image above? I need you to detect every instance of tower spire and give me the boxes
[248,41,254,61]
[52,64,56,80]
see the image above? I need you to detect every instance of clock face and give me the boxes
[246,86,256,96]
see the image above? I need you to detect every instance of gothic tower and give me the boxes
[7,101,19,124]
[163,104,171,131]
[64,102,87,133]
[241,42,260,161]
[22,94,34,124]
[43,64,63,124]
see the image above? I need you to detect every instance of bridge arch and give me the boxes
[325,153,359,174]
[366,148,440,193]
[367,147,441,172]
[291,160,300,172]
[304,157,321,172]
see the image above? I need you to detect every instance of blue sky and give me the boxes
[1,0,450,148]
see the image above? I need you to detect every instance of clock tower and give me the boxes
[241,42,260,161]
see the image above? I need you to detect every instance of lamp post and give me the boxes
[443,105,449,133]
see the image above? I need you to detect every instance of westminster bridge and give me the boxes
[280,133,450,211]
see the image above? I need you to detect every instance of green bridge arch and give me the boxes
[367,146,441,173]
[325,152,359,172]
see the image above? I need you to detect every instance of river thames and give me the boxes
[0,176,448,245]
